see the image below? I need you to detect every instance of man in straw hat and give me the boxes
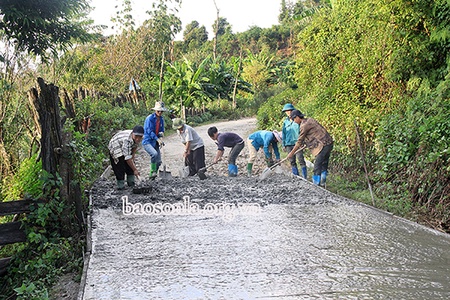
[108,125,144,190]
[246,130,282,176]
[287,110,333,187]
[143,101,167,178]
[172,118,206,176]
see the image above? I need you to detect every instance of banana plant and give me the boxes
[162,57,210,112]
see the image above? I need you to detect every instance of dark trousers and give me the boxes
[110,155,133,180]
[228,142,245,165]
[313,143,333,175]
[185,146,206,176]
[285,145,306,168]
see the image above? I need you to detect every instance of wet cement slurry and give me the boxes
[82,118,450,299]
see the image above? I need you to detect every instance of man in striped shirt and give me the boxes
[108,125,144,190]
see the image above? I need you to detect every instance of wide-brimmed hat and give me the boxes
[152,101,168,111]
[272,130,282,143]
[282,103,295,112]
[172,118,185,130]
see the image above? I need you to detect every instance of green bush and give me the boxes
[1,154,43,201]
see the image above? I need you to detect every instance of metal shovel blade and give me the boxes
[132,175,152,194]
[178,166,189,178]
[133,186,152,194]
[197,170,207,180]
[259,167,273,180]
[197,162,215,180]
[158,165,172,179]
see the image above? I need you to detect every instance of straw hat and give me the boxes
[152,101,168,111]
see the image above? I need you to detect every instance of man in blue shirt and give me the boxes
[143,102,167,178]
[208,126,245,177]
[246,130,282,176]
[281,103,307,178]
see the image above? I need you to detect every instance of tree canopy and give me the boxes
[0,0,93,58]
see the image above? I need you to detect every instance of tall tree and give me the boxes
[183,21,208,52]
[0,0,93,59]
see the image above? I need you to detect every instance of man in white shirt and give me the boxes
[173,118,206,176]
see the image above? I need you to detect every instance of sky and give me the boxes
[88,0,281,40]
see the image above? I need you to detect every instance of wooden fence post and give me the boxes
[28,78,83,233]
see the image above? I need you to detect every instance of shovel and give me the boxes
[259,146,305,180]
[197,162,216,180]
[132,175,152,194]
[158,140,172,179]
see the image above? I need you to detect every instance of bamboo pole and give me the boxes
[354,120,376,206]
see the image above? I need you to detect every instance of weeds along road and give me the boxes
[81,118,450,300]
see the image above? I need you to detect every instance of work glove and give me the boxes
[157,139,165,147]
[158,132,164,137]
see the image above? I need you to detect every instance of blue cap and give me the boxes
[282,103,295,112]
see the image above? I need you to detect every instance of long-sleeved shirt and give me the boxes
[295,118,333,156]
[282,117,300,147]
[143,113,165,147]
[248,130,280,159]
[108,130,139,164]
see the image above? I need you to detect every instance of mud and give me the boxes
[82,118,450,300]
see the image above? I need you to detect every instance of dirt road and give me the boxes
[136,117,276,179]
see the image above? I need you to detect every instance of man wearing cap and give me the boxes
[281,103,307,178]
[207,126,245,177]
[143,101,167,178]
[172,118,206,176]
[246,130,282,176]
[287,110,333,187]
[108,126,144,190]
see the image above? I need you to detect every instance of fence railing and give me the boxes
[0,199,45,276]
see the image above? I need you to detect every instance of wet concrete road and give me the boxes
[82,119,450,299]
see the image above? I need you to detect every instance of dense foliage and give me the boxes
[0,0,449,298]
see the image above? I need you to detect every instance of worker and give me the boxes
[207,126,245,177]
[108,125,144,190]
[246,130,282,176]
[143,101,167,178]
[287,110,333,187]
[173,118,206,176]
[281,103,307,178]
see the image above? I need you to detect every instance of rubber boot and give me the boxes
[312,174,321,185]
[117,179,125,190]
[233,165,238,176]
[228,164,237,177]
[150,162,157,177]
[127,175,135,187]
[301,166,308,179]
[247,163,253,177]
[320,171,327,188]
[292,166,299,176]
